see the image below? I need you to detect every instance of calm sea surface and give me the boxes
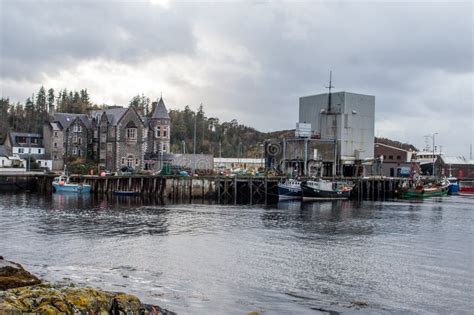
[0,193,473,314]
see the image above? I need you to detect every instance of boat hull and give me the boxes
[301,183,351,200]
[399,186,448,199]
[277,185,301,199]
[53,183,91,193]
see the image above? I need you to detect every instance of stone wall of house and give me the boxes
[115,109,148,171]
[43,124,64,171]
[64,119,89,160]
[148,118,171,154]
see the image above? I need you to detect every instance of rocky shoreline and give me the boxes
[0,256,175,314]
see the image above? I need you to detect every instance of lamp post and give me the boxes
[432,132,438,177]
[192,109,197,175]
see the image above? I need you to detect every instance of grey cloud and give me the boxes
[1,0,195,80]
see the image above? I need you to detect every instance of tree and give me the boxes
[0,98,10,142]
[47,88,55,113]
[35,86,47,132]
[24,96,35,132]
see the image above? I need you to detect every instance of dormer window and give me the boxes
[73,125,82,132]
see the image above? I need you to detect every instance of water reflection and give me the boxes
[37,193,170,237]
[262,200,375,236]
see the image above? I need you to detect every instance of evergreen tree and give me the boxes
[24,96,35,132]
[35,86,47,132]
[47,88,55,113]
[0,98,10,143]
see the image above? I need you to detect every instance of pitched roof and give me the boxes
[440,155,470,165]
[92,107,128,126]
[53,113,91,129]
[0,145,8,157]
[8,132,43,147]
[151,97,170,119]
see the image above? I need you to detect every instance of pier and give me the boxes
[0,172,421,202]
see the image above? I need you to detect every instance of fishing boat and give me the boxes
[459,180,474,196]
[52,175,91,193]
[447,176,459,195]
[277,179,302,199]
[113,190,139,197]
[301,179,352,200]
[398,178,449,199]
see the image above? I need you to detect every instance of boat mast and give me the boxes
[326,71,337,179]
[326,71,334,112]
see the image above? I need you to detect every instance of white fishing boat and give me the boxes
[52,175,91,193]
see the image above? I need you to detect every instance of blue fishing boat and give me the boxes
[277,179,302,199]
[52,175,91,193]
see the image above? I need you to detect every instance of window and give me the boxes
[389,155,393,160]
[135,159,139,166]
[54,155,58,160]
[73,135,78,143]
[162,144,167,152]
[18,148,24,154]
[73,147,77,155]
[78,149,82,156]
[397,155,401,160]
[156,126,161,137]
[126,128,137,140]
[54,142,57,149]
[100,134,106,142]
[37,149,41,154]
[107,143,112,152]
[163,127,167,137]
[121,158,125,165]
[31,138,39,144]
[78,138,82,145]
[73,125,82,132]
[54,131,58,137]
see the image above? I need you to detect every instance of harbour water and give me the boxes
[0,193,473,314]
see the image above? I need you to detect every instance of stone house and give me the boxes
[43,97,172,172]
[43,113,91,171]
[91,97,171,172]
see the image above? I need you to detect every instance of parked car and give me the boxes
[120,166,135,175]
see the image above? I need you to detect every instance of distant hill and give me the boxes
[375,137,418,151]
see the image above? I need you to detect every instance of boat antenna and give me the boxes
[326,70,334,112]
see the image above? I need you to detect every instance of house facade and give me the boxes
[3,132,51,170]
[43,113,91,171]
[42,97,172,172]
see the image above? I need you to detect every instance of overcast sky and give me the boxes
[1,0,472,157]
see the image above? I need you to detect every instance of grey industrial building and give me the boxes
[299,91,375,176]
